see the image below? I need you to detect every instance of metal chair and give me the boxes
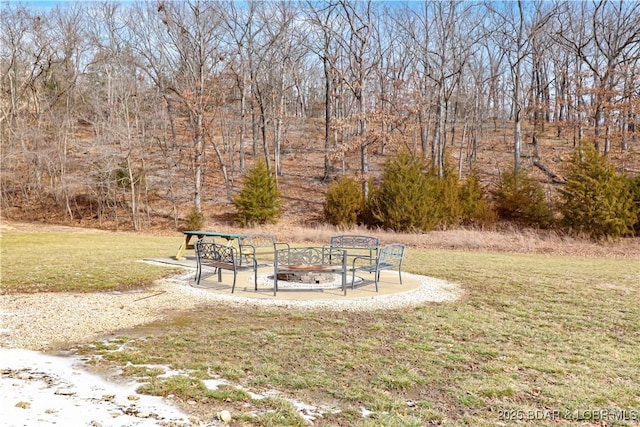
[351,243,405,292]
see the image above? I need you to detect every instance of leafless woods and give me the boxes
[1,1,638,229]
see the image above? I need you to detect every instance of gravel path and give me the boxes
[0,269,462,351]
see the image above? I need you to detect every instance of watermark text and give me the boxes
[498,408,639,422]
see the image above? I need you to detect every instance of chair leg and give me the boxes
[231,271,237,293]
[254,262,258,291]
[342,271,347,295]
[196,261,204,285]
[274,275,278,296]
[217,268,222,282]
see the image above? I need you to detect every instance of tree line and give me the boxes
[1,0,639,230]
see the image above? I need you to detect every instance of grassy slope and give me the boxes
[1,226,639,425]
[2,227,635,425]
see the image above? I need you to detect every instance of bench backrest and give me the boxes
[239,234,275,249]
[329,235,379,263]
[239,234,275,266]
[195,241,236,265]
[377,243,405,268]
[330,235,379,250]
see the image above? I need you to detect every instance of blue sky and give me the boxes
[9,0,75,9]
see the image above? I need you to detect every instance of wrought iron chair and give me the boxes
[351,243,405,292]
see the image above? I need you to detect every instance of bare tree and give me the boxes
[392,5,433,159]
[305,1,336,181]
[370,6,415,157]
[132,0,230,210]
[242,1,308,183]
[1,3,92,220]
[488,0,553,172]
[85,2,156,229]
[3,0,640,228]
[0,4,49,205]
[555,0,640,153]
[220,0,260,173]
[336,0,375,196]
[396,1,481,176]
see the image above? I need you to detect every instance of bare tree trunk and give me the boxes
[126,154,139,230]
[433,86,446,176]
[324,58,332,181]
[239,76,247,171]
[458,122,468,179]
[274,76,285,179]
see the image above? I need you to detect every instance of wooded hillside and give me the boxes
[1,1,639,231]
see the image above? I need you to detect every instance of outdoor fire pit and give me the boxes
[276,271,336,284]
[272,246,349,295]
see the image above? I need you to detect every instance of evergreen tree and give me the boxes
[365,152,439,232]
[626,175,640,236]
[558,146,638,239]
[492,169,554,228]
[459,170,497,227]
[233,160,281,226]
[323,176,364,228]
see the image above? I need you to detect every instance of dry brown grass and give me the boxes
[3,218,639,260]
[193,221,640,260]
[72,241,639,426]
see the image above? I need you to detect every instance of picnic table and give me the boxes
[175,230,248,260]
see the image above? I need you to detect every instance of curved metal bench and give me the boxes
[325,235,380,265]
[194,241,258,293]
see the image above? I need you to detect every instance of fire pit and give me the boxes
[257,272,362,291]
[272,246,349,295]
[276,271,336,284]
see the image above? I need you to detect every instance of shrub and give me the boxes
[360,178,384,229]
[233,160,281,227]
[435,166,465,228]
[184,207,205,231]
[492,168,554,228]
[323,176,364,228]
[363,153,499,232]
[558,146,638,239]
[626,175,640,236]
[180,207,204,231]
[364,152,439,232]
[459,170,497,228]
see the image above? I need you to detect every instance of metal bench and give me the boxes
[325,235,380,265]
[351,243,405,292]
[194,241,258,293]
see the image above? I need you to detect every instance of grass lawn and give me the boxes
[2,229,639,426]
[1,231,180,293]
